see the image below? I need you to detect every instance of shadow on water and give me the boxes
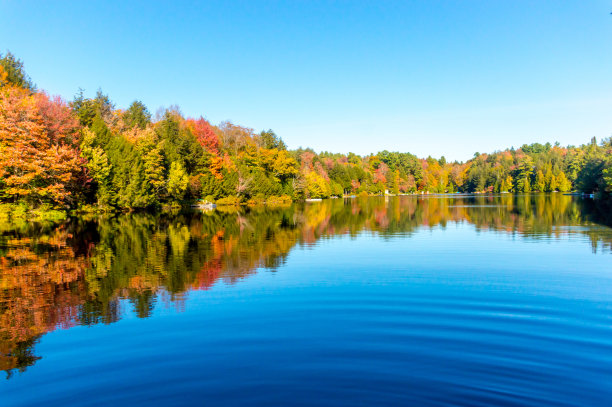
[0,193,611,377]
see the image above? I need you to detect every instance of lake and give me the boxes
[1,194,611,406]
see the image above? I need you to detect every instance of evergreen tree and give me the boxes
[535,170,546,192]
[0,51,35,90]
[123,101,151,129]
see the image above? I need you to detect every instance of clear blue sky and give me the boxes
[2,0,611,161]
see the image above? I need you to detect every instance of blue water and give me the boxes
[1,195,611,406]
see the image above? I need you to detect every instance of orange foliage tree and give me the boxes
[0,86,86,206]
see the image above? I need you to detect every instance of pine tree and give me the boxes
[535,170,545,192]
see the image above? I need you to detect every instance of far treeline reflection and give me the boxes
[1,194,611,377]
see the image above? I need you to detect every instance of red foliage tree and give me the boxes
[35,93,80,145]
[187,117,219,154]
[300,151,315,171]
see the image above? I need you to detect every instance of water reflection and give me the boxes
[0,194,610,377]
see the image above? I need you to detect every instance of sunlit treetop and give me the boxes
[0,51,35,91]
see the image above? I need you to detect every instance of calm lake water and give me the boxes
[1,194,612,406]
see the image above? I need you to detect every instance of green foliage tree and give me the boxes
[602,161,612,194]
[123,101,151,129]
[80,128,114,208]
[258,129,287,150]
[515,158,533,193]
[556,172,572,192]
[534,170,546,192]
[0,51,35,90]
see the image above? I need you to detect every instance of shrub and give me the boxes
[216,196,242,206]
[266,195,293,206]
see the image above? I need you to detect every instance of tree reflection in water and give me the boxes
[1,194,610,377]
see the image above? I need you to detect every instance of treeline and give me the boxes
[1,52,611,212]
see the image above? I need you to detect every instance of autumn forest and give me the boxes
[1,51,611,218]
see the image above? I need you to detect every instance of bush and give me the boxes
[216,196,242,206]
[266,195,293,206]
[30,208,67,222]
[12,203,28,218]
[330,181,344,197]
[247,194,266,206]
[0,204,11,219]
